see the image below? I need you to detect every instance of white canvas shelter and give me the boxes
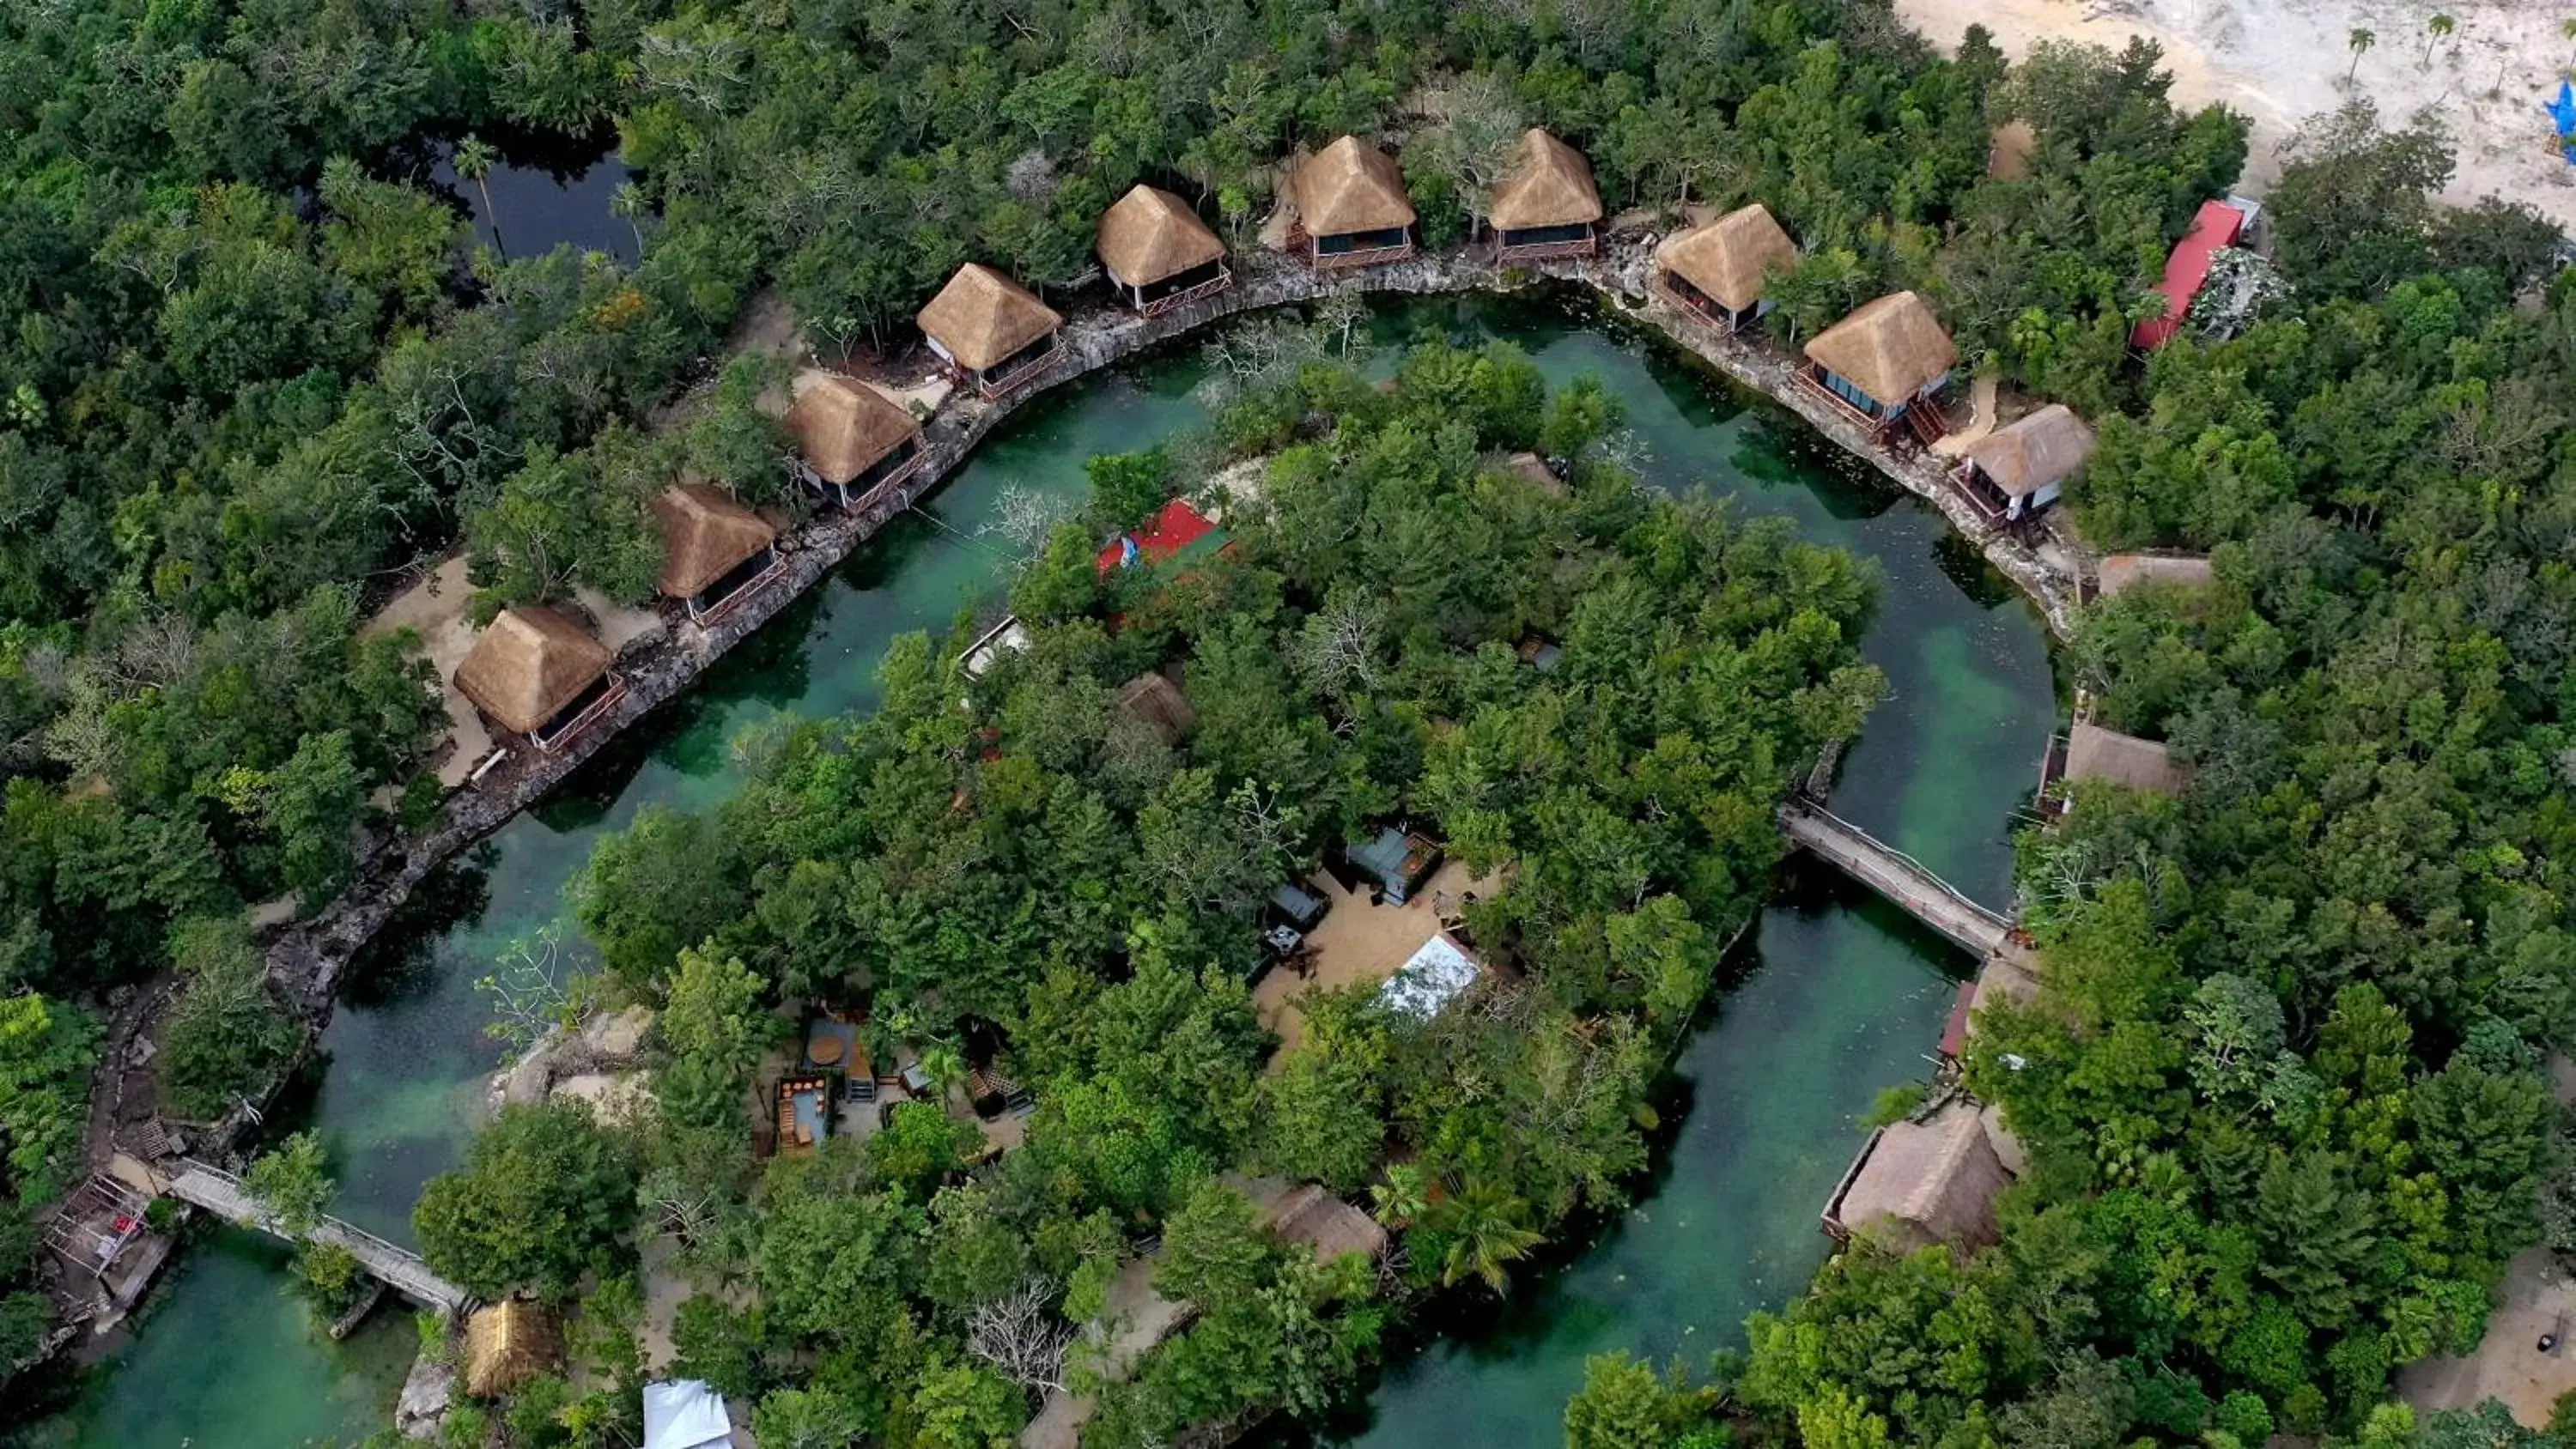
[1378,932,1479,1020]
[643,1380,733,1449]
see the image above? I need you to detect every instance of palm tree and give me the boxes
[1431,1178,1546,1295]
[454,135,502,256]
[2346,27,2376,85]
[610,180,648,259]
[2421,13,2454,67]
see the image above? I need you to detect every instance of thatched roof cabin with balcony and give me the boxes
[1655,203,1799,330]
[918,264,1065,399]
[453,604,624,753]
[786,374,925,511]
[465,1300,562,1398]
[1801,291,1958,433]
[653,483,781,624]
[1259,1183,1389,1265]
[1097,185,1230,317]
[1951,403,2095,525]
[1823,1103,2011,1252]
[1489,128,1602,261]
[2040,719,2190,817]
[1292,136,1415,270]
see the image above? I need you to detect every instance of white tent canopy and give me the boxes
[643,1380,734,1449]
[1378,932,1480,1020]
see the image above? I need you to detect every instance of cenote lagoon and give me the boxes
[32,292,2054,1447]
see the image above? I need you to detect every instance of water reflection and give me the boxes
[422,139,638,264]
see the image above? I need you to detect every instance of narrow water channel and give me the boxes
[28,293,2052,1446]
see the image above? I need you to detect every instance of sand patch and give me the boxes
[1253,858,1492,1058]
[362,555,492,788]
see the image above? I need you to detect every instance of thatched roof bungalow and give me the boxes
[1802,291,1958,429]
[1950,404,2094,525]
[1116,671,1196,746]
[453,605,624,753]
[653,484,781,624]
[1655,203,1799,331]
[1098,185,1230,317]
[919,264,1065,399]
[1293,136,1415,270]
[2095,554,2215,599]
[1490,129,1602,261]
[786,375,925,512]
[465,1300,562,1398]
[2041,720,2190,817]
[1823,1103,2011,1252]
[1260,1183,1388,1265]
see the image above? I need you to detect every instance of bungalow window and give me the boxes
[847,436,920,494]
[1316,226,1407,255]
[1499,221,1590,248]
[975,332,1060,388]
[530,673,622,753]
[1819,367,1885,417]
[685,544,781,621]
[1133,258,1226,307]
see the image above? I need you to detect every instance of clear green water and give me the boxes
[33,293,2053,1447]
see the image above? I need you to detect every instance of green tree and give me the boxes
[414,1100,641,1300]
[244,1130,335,1239]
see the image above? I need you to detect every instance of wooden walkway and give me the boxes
[162,1161,465,1313]
[1779,800,2014,958]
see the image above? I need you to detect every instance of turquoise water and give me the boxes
[39,294,2053,1446]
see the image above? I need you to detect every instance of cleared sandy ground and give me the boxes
[1897,0,2576,227]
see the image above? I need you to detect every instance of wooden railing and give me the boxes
[1311,239,1414,270]
[972,337,1067,400]
[1137,268,1233,318]
[1497,234,1597,264]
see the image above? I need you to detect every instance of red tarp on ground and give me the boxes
[1096,498,1222,576]
[2131,199,2246,351]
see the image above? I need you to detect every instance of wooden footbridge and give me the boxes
[163,1160,466,1313]
[1778,799,2015,958]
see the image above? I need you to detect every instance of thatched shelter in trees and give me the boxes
[1097,185,1230,317]
[786,375,925,512]
[1950,404,2094,526]
[453,605,623,753]
[653,484,781,624]
[918,264,1064,399]
[1489,129,1602,261]
[2039,720,2190,817]
[1292,136,1415,269]
[1260,1183,1388,1264]
[1801,291,1958,435]
[465,1300,562,1398]
[1115,671,1196,746]
[1987,118,2038,179]
[1823,1103,2010,1252]
[1654,204,1798,331]
[2095,555,2215,600]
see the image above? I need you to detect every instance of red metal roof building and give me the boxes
[1096,498,1224,576]
[2131,199,2248,351]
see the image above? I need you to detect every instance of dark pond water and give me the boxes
[423,139,638,264]
[35,292,2053,1447]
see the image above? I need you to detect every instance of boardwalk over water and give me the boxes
[163,1160,465,1313]
[1779,800,2015,959]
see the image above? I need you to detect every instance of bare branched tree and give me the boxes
[981,483,1073,560]
[477,924,575,1054]
[967,1281,1075,1397]
[1289,594,1385,700]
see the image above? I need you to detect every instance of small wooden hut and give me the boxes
[1116,671,1196,746]
[2040,719,2190,815]
[1987,118,2038,179]
[1653,204,1798,331]
[1489,128,1603,262]
[918,264,1065,399]
[453,605,624,754]
[465,1300,562,1398]
[1801,291,1958,436]
[1260,1183,1388,1264]
[1950,404,2095,525]
[2095,554,2215,600]
[653,484,781,624]
[1097,185,1230,317]
[1822,1104,2010,1252]
[785,375,925,512]
[1292,136,1415,270]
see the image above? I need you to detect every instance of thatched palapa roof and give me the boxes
[465,1300,562,1398]
[918,264,1062,373]
[653,484,776,600]
[1656,203,1798,314]
[2097,554,2215,598]
[1489,128,1602,232]
[1834,1104,2010,1251]
[1116,671,1196,746]
[786,375,920,485]
[1261,1183,1388,1264]
[2065,721,2188,796]
[1962,404,2096,496]
[1097,185,1225,288]
[1804,291,1958,407]
[454,606,614,737]
[1988,118,2038,179]
[1295,136,1416,237]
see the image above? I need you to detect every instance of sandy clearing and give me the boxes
[362,555,493,787]
[1896,0,2576,227]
